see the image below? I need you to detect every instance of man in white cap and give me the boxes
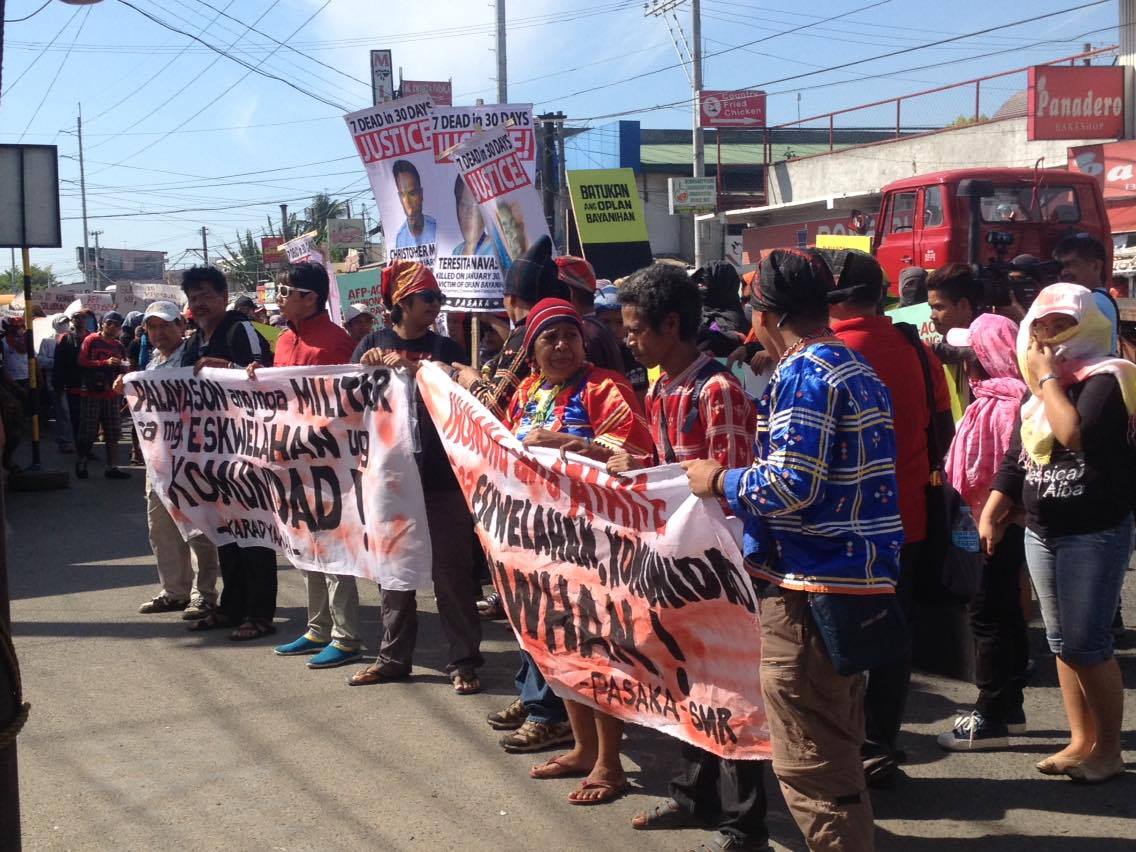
[119,301,221,618]
[342,302,375,345]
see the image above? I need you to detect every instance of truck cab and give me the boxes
[873,168,1111,294]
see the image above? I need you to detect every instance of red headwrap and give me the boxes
[380,259,439,310]
[554,255,597,293]
[522,298,583,356]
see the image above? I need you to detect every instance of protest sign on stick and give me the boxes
[280,231,343,325]
[450,127,552,282]
[430,104,535,313]
[344,96,440,268]
[416,363,770,759]
[125,364,432,590]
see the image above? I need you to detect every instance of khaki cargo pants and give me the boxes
[758,586,874,852]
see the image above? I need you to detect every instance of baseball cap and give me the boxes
[233,295,257,310]
[342,303,374,323]
[555,255,597,293]
[103,310,125,325]
[143,300,182,323]
[594,283,620,314]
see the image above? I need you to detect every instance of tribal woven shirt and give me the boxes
[724,340,904,594]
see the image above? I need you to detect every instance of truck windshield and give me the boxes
[979,186,1080,224]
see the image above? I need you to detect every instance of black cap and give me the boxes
[234,295,257,310]
[503,235,568,305]
[752,248,834,318]
[825,249,884,304]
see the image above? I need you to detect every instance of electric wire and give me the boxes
[17,5,92,142]
[0,4,80,97]
[3,1,51,24]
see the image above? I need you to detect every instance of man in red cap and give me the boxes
[555,255,623,372]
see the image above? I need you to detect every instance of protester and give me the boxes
[347,260,483,695]
[342,302,376,344]
[594,282,648,397]
[2,316,30,394]
[898,266,929,307]
[1053,234,1108,289]
[261,263,362,670]
[612,263,767,852]
[825,249,954,783]
[450,236,572,749]
[180,266,277,642]
[53,306,93,460]
[498,297,653,804]
[694,261,748,357]
[232,295,257,319]
[927,263,984,412]
[982,283,1135,783]
[126,301,221,620]
[937,313,1030,750]
[684,248,903,852]
[124,317,146,466]
[76,310,130,481]
[39,314,74,453]
[555,255,624,371]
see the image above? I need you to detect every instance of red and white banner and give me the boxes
[450,126,552,282]
[402,79,453,106]
[1027,65,1124,141]
[699,90,766,129]
[261,236,285,268]
[126,364,432,590]
[417,363,770,759]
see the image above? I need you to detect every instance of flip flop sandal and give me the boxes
[631,799,703,831]
[187,612,230,632]
[346,667,411,687]
[229,620,276,642]
[451,672,482,695]
[567,779,630,806]
[530,756,590,780]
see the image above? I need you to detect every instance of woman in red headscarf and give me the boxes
[501,298,653,806]
[346,260,485,696]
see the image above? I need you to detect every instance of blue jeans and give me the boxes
[514,650,566,724]
[1024,515,1133,667]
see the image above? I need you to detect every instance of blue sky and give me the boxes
[0,0,1120,282]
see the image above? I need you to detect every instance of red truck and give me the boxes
[873,167,1111,294]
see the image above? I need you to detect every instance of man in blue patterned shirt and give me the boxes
[683,248,902,852]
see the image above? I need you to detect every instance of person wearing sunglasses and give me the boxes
[346,260,484,696]
[264,262,363,669]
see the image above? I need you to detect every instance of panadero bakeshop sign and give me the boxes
[1027,65,1124,141]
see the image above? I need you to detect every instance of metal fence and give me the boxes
[761,46,1120,164]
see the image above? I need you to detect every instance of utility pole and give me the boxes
[280,203,291,240]
[646,0,704,266]
[691,0,704,268]
[555,114,568,251]
[1121,0,1136,139]
[200,227,209,266]
[495,0,507,103]
[89,229,103,288]
[78,105,91,289]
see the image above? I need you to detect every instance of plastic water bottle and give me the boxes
[952,505,981,553]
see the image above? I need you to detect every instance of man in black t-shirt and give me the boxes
[180,266,278,642]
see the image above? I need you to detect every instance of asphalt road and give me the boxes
[8,443,1136,851]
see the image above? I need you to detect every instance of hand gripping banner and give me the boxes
[416,362,770,759]
[125,365,433,591]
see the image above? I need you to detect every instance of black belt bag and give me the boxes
[807,591,909,676]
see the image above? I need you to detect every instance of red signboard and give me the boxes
[1027,65,1124,141]
[1068,140,1136,200]
[261,236,284,268]
[401,80,453,106]
[699,90,766,129]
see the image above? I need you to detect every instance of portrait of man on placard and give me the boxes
[451,177,495,257]
[393,159,437,249]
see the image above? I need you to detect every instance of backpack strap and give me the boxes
[895,321,945,469]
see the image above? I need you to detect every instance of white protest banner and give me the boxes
[451,127,552,280]
[114,281,187,314]
[344,95,441,268]
[12,286,82,315]
[430,104,536,313]
[125,364,432,589]
[280,231,344,325]
[416,363,770,759]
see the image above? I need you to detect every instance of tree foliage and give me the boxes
[0,263,61,293]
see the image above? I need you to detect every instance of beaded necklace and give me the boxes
[774,328,837,371]
[526,367,588,430]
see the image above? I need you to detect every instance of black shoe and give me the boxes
[75,459,88,480]
[864,752,900,787]
[105,467,131,480]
